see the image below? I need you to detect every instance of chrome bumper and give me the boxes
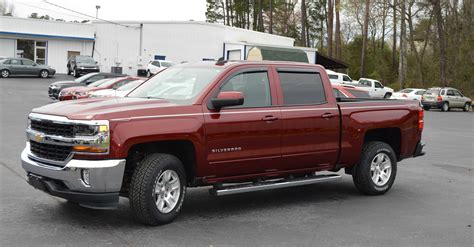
[21,143,126,193]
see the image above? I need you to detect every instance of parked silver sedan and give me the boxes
[0,58,56,78]
[422,87,471,112]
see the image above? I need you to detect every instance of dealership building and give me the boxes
[0,16,346,75]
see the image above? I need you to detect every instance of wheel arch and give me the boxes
[363,127,401,160]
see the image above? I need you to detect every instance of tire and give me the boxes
[1,69,9,78]
[73,68,79,78]
[147,70,152,77]
[384,93,392,99]
[352,141,397,195]
[423,106,430,111]
[39,70,49,78]
[463,103,471,112]
[441,102,450,112]
[129,153,187,226]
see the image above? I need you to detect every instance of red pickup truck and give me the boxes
[21,61,425,225]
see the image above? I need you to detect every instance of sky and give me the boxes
[7,0,207,22]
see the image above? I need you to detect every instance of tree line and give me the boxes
[206,0,473,97]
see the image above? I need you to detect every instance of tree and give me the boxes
[327,0,334,56]
[205,0,225,24]
[360,0,370,77]
[432,0,447,86]
[301,0,307,46]
[335,0,341,59]
[398,0,406,89]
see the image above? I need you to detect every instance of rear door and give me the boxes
[7,59,22,74]
[274,66,340,171]
[203,66,282,178]
[374,81,384,98]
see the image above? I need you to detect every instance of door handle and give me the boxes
[262,115,278,122]
[322,113,336,119]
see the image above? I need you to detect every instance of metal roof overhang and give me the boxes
[0,31,94,41]
[315,52,348,69]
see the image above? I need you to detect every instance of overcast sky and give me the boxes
[9,0,207,22]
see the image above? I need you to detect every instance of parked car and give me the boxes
[422,87,471,112]
[90,79,146,98]
[0,58,56,78]
[332,84,371,98]
[48,72,125,99]
[391,88,426,101]
[22,61,425,225]
[146,60,174,76]
[326,69,354,84]
[67,55,100,77]
[354,78,394,98]
[59,77,140,101]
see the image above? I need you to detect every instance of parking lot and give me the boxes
[0,76,472,246]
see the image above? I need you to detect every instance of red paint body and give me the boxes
[33,62,423,186]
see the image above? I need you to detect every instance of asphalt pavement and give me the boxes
[0,75,472,246]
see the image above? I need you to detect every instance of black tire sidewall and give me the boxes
[1,69,9,78]
[464,103,470,112]
[442,102,449,111]
[354,142,397,195]
[40,70,49,78]
[146,162,186,223]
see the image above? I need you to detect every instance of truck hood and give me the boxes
[32,97,191,120]
[51,80,80,86]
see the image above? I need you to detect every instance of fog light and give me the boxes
[81,169,90,186]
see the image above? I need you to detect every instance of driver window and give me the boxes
[343,75,351,82]
[447,90,455,96]
[220,71,271,108]
[375,82,383,88]
[453,91,461,97]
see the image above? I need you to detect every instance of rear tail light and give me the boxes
[421,96,424,101]
[418,109,424,131]
[437,95,442,102]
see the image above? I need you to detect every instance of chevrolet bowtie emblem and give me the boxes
[34,133,45,143]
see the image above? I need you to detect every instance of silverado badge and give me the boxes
[34,133,45,143]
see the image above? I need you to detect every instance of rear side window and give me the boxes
[328,74,338,79]
[333,88,347,98]
[415,90,425,95]
[278,71,326,105]
[346,89,370,98]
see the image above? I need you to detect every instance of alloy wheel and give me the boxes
[370,153,392,186]
[153,170,181,214]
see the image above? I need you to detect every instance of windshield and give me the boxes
[128,66,223,104]
[98,77,126,88]
[74,73,99,83]
[87,78,112,87]
[117,79,144,91]
[425,88,441,95]
[160,61,174,67]
[0,59,7,64]
[76,56,96,63]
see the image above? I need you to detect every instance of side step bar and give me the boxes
[209,174,341,196]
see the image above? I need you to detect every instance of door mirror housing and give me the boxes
[211,91,244,110]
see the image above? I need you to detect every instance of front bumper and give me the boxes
[58,94,73,101]
[413,141,425,157]
[77,68,100,74]
[21,144,126,208]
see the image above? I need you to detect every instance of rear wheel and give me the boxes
[39,70,49,78]
[441,102,450,112]
[352,141,397,195]
[1,69,9,78]
[423,106,430,111]
[73,68,79,77]
[463,103,470,112]
[129,153,187,225]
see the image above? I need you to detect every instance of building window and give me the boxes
[16,40,47,65]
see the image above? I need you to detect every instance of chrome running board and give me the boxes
[209,174,342,196]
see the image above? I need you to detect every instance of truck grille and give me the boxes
[31,120,74,137]
[30,141,72,162]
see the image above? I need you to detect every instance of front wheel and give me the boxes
[1,69,9,78]
[129,153,187,225]
[39,70,49,78]
[73,68,79,77]
[463,103,471,112]
[352,141,397,195]
[441,102,450,112]
[384,93,392,99]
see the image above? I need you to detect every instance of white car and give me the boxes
[391,88,426,101]
[326,70,354,84]
[146,60,174,76]
[90,79,145,98]
[356,78,394,98]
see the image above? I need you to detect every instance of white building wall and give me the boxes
[0,38,15,57]
[47,40,93,73]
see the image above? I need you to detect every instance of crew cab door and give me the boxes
[374,81,385,98]
[203,66,281,178]
[274,67,340,171]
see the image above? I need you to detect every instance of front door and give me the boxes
[20,59,38,75]
[275,67,340,171]
[203,66,281,178]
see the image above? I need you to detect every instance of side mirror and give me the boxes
[211,91,244,110]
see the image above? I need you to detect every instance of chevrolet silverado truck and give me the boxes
[21,61,425,225]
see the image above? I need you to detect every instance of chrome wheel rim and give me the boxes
[153,170,181,214]
[370,153,392,186]
[443,103,448,111]
[1,70,8,77]
[465,104,470,111]
[41,71,48,77]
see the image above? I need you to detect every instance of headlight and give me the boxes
[80,67,85,69]
[72,124,110,154]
